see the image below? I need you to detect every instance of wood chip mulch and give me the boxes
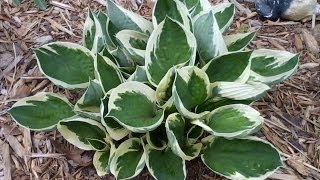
[0,0,319,179]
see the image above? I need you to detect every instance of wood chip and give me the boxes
[44,17,75,36]
[301,29,319,54]
[294,34,304,52]
[287,158,310,177]
[5,135,27,158]
[0,139,11,180]
[269,173,300,180]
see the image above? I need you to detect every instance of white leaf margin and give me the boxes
[57,116,108,151]
[192,104,264,138]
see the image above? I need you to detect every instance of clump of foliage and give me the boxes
[8,0,299,179]
[13,0,47,10]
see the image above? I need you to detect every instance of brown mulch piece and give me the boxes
[0,0,319,179]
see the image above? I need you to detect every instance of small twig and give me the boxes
[20,76,47,80]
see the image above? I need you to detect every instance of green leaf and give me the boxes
[57,117,108,150]
[8,92,75,131]
[111,47,135,68]
[107,81,164,133]
[115,30,148,65]
[110,138,145,179]
[250,49,299,85]
[155,67,175,106]
[34,42,95,89]
[152,0,191,29]
[127,66,149,83]
[172,66,210,119]
[98,14,119,52]
[106,0,153,34]
[12,0,22,5]
[101,95,129,141]
[93,146,115,176]
[202,137,282,180]
[75,79,104,115]
[202,51,252,83]
[165,113,202,160]
[212,3,235,32]
[88,138,109,151]
[196,97,253,113]
[185,0,211,17]
[34,0,47,10]
[224,31,256,51]
[192,104,264,138]
[83,10,95,50]
[187,125,203,144]
[145,145,186,180]
[146,17,197,86]
[83,10,105,53]
[101,47,119,65]
[95,54,123,93]
[193,10,227,63]
[146,123,168,150]
[211,81,270,101]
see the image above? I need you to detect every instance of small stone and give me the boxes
[34,35,53,45]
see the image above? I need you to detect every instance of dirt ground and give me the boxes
[0,0,319,179]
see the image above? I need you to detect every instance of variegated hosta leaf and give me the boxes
[95,54,123,93]
[107,81,165,133]
[93,145,115,176]
[196,97,253,113]
[110,138,145,179]
[145,145,186,180]
[172,66,210,119]
[187,125,203,144]
[224,31,256,51]
[152,0,191,29]
[111,46,135,68]
[74,80,104,117]
[211,81,270,101]
[145,17,197,86]
[106,0,153,34]
[193,10,227,63]
[202,51,252,83]
[192,104,264,138]
[212,3,235,33]
[146,123,168,150]
[127,66,148,83]
[250,49,299,85]
[83,10,95,50]
[105,15,120,52]
[101,47,119,65]
[34,42,95,89]
[202,137,282,180]
[88,138,110,151]
[57,117,108,150]
[101,95,129,141]
[155,67,175,106]
[115,30,148,65]
[97,12,118,52]
[165,113,202,160]
[8,92,75,131]
[185,0,211,17]
[83,10,105,53]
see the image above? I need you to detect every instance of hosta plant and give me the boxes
[8,0,299,179]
